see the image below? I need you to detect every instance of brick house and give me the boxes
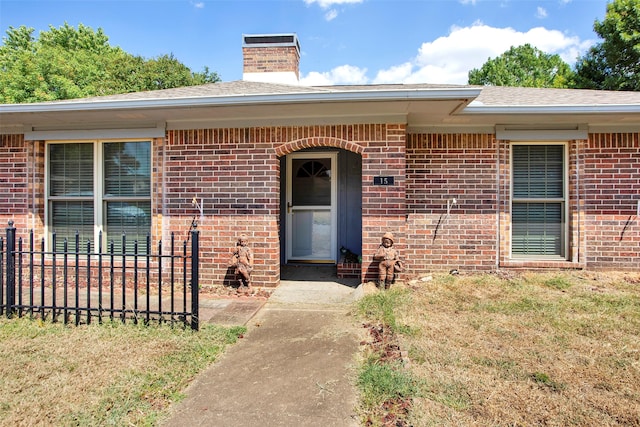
[1,33,639,288]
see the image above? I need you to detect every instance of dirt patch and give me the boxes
[200,284,272,299]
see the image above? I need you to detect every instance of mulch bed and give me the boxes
[200,285,272,299]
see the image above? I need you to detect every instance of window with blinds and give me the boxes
[103,142,151,253]
[49,143,95,252]
[511,144,565,257]
[48,141,151,253]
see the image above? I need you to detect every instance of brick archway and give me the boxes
[278,136,365,271]
[275,129,406,283]
[275,137,364,157]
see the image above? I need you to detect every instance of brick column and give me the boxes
[361,124,407,282]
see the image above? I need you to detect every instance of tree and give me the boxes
[468,44,574,88]
[573,0,640,91]
[0,23,221,103]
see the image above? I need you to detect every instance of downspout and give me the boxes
[575,139,582,265]
[161,135,167,253]
[30,140,42,231]
[31,141,36,231]
[495,138,500,271]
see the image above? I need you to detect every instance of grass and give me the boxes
[356,288,412,335]
[356,288,423,425]
[355,271,640,426]
[0,318,245,426]
[357,361,421,408]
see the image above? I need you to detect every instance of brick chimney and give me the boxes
[242,33,300,85]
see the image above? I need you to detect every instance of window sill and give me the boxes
[501,259,585,269]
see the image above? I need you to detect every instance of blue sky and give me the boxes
[1,0,610,85]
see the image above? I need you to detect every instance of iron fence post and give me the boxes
[5,221,16,318]
[1,221,200,330]
[190,229,199,331]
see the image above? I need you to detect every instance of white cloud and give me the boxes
[459,0,477,4]
[300,65,368,85]
[302,23,594,86]
[325,9,338,21]
[304,0,363,9]
[373,63,413,83]
[304,0,362,20]
[190,1,205,8]
[536,6,548,18]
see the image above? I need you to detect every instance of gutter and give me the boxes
[0,88,483,114]
[463,103,640,115]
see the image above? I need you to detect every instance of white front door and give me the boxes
[286,152,337,263]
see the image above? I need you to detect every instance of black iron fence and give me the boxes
[1,221,200,330]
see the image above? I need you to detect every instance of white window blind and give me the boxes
[512,145,565,257]
[48,141,151,253]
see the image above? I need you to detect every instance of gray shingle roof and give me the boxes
[474,85,640,106]
[50,81,331,103]
[5,80,640,107]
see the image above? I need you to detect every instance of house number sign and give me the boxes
[373,176,395,186]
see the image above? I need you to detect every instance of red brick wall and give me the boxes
[163,129,281,288]
[361,124,406,282]
[568,139,588,266]
[0,135,44,240]
[405,134,498,274]
[243,46,300,78]
[165,125,399,287]
[2,125,401,288]
[4,128,639,288]
[0,135,27,230]
[583,133,640,269]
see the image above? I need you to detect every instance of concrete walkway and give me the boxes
[163,273,365,427]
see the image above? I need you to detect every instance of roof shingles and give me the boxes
[4,80,640,107]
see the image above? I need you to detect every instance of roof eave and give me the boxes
[463,104,640,114]
[0,88,483,114]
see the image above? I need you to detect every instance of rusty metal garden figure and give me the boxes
[373,232,403,289]
[230,235,253,290]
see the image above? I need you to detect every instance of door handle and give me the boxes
[287,202,292,214]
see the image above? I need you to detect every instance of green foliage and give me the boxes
[356,288,412,334]
[468,44,574,88]
[0,23,220,103]
[574,0,640,90]
[357,362,423,408]
[39,22,110,53]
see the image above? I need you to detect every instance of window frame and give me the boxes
[45,139,152,253]
[510,142,568,260]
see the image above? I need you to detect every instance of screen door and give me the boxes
[286,152,337,263]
